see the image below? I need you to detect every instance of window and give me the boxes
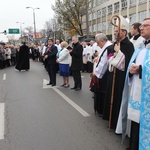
[102,7,106,17]
[108,20,112,29]
[114,2,119,12]
[97,10,101,18]
[129,13,136,25]
[93,12,97,20]
[88,2,92,9]
[93,24,97,32]
[129,0,136,7]
[139,11,146,23]
[99,0,109,4]
[108,5,112,15]
[89,25,92,32]
[97,0,101,4]
[89,13,92,21]
[102,22,106,30]
[93,0,97,7]
[139,0,147,4]
[121,0,127,9]
[97,0,103,4]
[97,22,102,31]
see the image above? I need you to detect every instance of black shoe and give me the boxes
[47,83,52,85]
[97,113,103,117]
[51,84,56,86]
[70,87,76,90]
[75,87,81,91]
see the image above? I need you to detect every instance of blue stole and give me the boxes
[122,46,143,141]
[121,43,150,149]
[139,47,150,150]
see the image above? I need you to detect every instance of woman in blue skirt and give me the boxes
[56,41,70,87]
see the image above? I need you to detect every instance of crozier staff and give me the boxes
[108,15,121,131]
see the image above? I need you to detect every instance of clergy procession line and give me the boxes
[1,15,150,150]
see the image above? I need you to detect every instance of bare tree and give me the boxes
[43,18,65,42]
[21,26,34,43]
[7,35,17,45]
[23,26,33,35]
[52,0,85,36]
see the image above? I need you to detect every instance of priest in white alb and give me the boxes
[116,18,150,150]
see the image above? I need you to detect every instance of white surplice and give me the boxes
[115,37,145,136]
[94,41,112,79]
[115,42,150,138]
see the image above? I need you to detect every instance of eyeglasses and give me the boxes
[140,24,150,28]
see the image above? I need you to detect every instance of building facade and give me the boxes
[84,0,150,39]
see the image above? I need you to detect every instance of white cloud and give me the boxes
[0,0,55,42]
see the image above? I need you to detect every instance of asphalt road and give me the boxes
[0,60,128,150]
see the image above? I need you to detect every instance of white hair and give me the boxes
[95,33,108,42]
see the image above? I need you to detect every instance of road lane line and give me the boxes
[0,103,5,140]
[53,88,90,117]
[3,73,6,80]
[43,79,90,117]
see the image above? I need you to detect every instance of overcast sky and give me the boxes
[0,0,55,42]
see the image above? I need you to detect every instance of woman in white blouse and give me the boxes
[56,41,70,87]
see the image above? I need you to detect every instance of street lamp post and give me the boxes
[16,22,24,43]
[26,7,40,42]
[85,0,89,38]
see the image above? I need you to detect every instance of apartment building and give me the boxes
[84,0,150,39]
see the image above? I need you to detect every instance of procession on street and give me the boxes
[1,0,150,149]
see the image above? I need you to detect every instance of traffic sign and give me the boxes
[8,28,20,34]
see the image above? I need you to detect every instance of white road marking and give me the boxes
[43,79,90,117]
[3,73,6,80]
[53,87,90,117]
[0,103,5,140]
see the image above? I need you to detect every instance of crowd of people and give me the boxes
[0,44,20,69]
[42,37,83,90]
[89,17,150,150]
[1,16,150,150]
[0,42,44,70]
[41,16,150,150]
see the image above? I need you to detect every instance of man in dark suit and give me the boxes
[70,36,83,91]
[44,39,58,86]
